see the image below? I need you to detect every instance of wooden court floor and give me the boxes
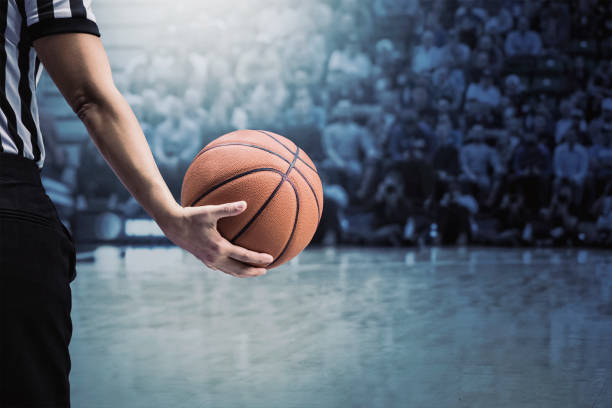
[68,246,612,408]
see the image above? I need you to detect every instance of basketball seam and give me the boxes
[287,146,300,175]
[269,176,300,268]
[230,147,299,243]
[189,168,281,207]
[294,167,321,222]
[192,142,322,220]
[255,130,319,174]
[229,176,285,243]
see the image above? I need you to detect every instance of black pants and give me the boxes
[0,153,76,408]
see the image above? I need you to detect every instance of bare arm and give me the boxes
[34,33,272,277]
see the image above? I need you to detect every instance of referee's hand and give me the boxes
[158,201,272,278]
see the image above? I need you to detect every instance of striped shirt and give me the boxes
[0,0,100,168]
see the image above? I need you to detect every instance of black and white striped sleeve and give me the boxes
[23,0,100,44]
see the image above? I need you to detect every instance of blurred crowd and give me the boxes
[46,0,612,247]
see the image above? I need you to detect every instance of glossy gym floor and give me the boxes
[69,247,612,408]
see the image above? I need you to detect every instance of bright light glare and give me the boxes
[125,219,165,237]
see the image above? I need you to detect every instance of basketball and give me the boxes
[181,130,324,269]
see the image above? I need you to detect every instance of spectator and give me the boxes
[511,132,551,211]
[513,132,551,176]
[475,35,504,74]
[470,50,492,77]
[414,8,442,40]
[337,0,374,42]
[589,123,612,191]
[553,129,589,204]
[465,68,501,110]
[535,181,580,244]
[284,88,326,161]
[283,33,327,85]
[432,121,461,180]
[460,124,503,199]
[327,33,373,101]
[410,82,437,124]
[494,108,522,167]
[454,0,487,23]
[454,0,487,48]
[495,185,528,245]
[387,108,432,161]
[430,0,455,29]
[412,30,444,74]
[538,1,571,49]
[432,60,466,111]
[532,110,554,149]
[152,97,200,166]
[431,121,461,206]
[366,100,397,151]
[358,166,413,246]
[502,74,526,109]
[321,100,378,192]
[485,4,513,35]
[152,97,201,199]
[245,76,289,129]
[504,16,543,56]
[372,38,402,82]
[437,180,478,244]
[444,29,471,67]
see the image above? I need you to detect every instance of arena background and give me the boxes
[33,1,612,407]
[38,0,612,248]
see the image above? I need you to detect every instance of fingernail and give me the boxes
[236,201,246,210]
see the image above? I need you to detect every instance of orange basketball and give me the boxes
[181,130,324,269]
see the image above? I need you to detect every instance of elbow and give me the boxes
[72,92,98,122]
[69,84,119,123]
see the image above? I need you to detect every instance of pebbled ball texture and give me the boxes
[181,130,324,269]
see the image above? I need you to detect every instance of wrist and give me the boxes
[153,201,183,231]
[137,182,183,231]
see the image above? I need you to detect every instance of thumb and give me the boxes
[205,201,247,221]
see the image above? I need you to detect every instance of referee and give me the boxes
[0,1,273,407]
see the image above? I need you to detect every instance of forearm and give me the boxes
[79,89,179,226]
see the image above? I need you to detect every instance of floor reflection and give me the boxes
[69,247,612,408]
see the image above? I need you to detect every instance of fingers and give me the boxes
[188,201,272,277]
[216,257,267,278]
[196,238,268,278]
[205,201,247,221]
[227,244,274,266]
